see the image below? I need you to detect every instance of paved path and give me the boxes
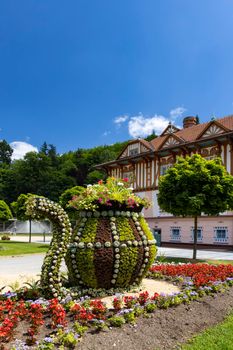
[157,247,233,260]
[1,237,233,289]
[1,246,233,287]
[7,234,233,260]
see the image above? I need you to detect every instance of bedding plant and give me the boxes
[1,262,233,348]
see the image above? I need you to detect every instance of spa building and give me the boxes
[96,114,233,250]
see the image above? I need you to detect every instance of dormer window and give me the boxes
[129,148,139,156]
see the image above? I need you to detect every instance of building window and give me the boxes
[170,227,181,241]
[160,164,172,176]
[214,227,228,243]
[191,227,203,241]
[129,148,139,156]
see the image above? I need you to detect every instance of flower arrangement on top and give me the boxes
[69,177,150,212]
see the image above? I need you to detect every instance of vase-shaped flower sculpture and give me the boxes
[26,178,157,298]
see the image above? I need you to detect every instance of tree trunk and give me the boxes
[29,219,32,243]
[193,216,198,260]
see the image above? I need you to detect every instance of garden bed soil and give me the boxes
[78,287,233,350]
[5,283,233,349]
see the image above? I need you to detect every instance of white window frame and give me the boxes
[214,226,228,243]
[170,226,181,241]
[190,226,203,242]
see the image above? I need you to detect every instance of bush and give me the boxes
[1,235,10,240]
[108,315,125,327]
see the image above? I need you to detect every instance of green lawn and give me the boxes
[182,313,233,349]
[0,241,49,256]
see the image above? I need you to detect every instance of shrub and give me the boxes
[108,315,125,327]
[1,235,10,241]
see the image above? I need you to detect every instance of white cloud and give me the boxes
[10,141,38,160]
[169,107,186,120]
[128,114,169,138]
[114,115,129,125]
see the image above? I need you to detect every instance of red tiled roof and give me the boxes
[149,115,233,150]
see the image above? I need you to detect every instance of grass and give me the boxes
[0,241,49,256]
[0,233,51,236]
[182,312,233,349]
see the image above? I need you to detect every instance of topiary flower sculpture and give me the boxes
[26,178,157,299]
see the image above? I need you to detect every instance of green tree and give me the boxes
[157,154,233,259]
[0,200,13,222]
[11,193,38,242]
[0,140,13,164]
[85,170,106,184]
[145,131,157,141]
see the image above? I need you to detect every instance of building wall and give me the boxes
[146,216,233,247]
[135,189,233,247]
[108,140,233,248]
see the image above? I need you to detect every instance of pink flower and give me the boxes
[123,178,129,182]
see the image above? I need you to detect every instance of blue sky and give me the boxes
[1,1,233,158]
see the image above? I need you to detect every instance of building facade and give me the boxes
[96,115,233,249]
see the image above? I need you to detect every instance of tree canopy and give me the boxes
[158,154,233,258]
[0,200,13,222]
[0,140,128,204]
[0,140,13,165]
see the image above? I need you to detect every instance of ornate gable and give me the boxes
[160,134,183,150]
[198,121,229,139]
[117,140,151,159]
[160,123,180,136]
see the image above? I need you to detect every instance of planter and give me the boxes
[65,210,157,289]
[26,194,157,298]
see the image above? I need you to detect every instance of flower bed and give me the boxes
[1,262,233,349]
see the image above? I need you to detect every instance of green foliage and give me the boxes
[85,170,106,184]
[158,154,233,217]
[108,315,126,327]
[138,217,154,240]
[144,302,157,313]
[116,246,138,287]
[80,218,98,243]
[59,186,84,219]
[123,310,136,323]
[116,217,135,241]
[145,131,157,141]
[59,186,84,209]
[0,139,127,203]
[0,200,12,221]
[148,245,157,267]
[11,193,36,220]
[75,248,97,288]
[68,217,98,288]
[57,329,78,347]
[0,139,13,164]
[73,322,88,336]
[70,177,150,211]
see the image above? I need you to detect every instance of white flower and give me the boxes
[117,182,124,186]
